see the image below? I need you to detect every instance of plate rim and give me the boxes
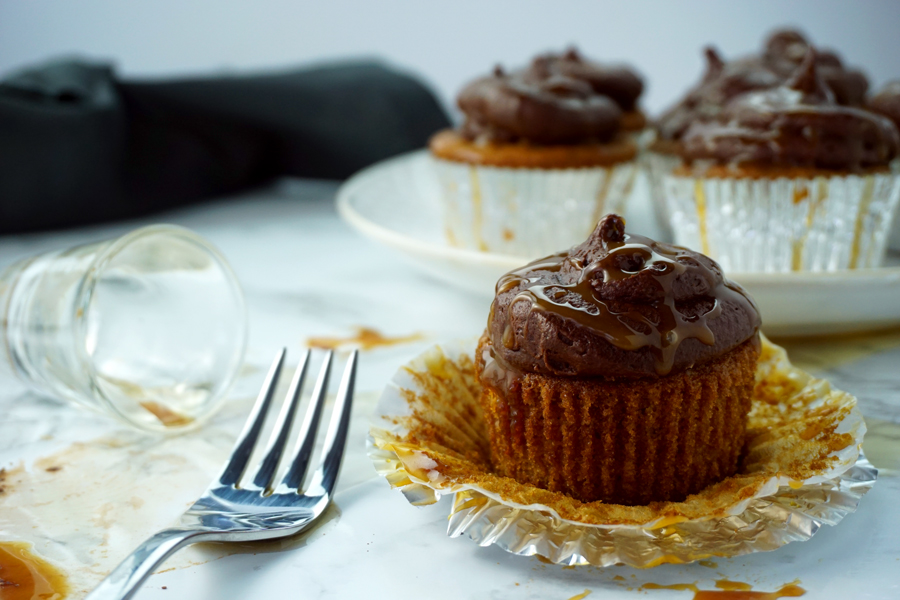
[337,149,900,285]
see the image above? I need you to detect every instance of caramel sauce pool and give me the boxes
[0,542,68,600]
[641,581,805,599]
[694,584,805,599]
[306,327,423,351]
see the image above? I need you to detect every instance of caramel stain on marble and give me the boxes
[567,591,591,600]
[714,580,753,592]
[694,583,805,599]
[0,434,234,588]
[641,580,805,599]
[92,503,117,530]
[0,542,69,600]
[139,401,194,428]
[0,465,23,496]
[698,560,718,568]
[306,327,424,351]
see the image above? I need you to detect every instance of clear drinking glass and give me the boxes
[0,225,247,432]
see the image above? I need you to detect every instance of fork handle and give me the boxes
[85,528,205,600]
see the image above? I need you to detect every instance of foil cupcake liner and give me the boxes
[368,338,875,568]
[431,157,637,258]
[641,149,681,241]
[664,172,900,272]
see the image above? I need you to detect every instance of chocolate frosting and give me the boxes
[656,29,870,142]
[486,214,760,379]
[763,30,869,106]
[679,51,900,170]
[457,48,643,145]
[522,48,644,112]
[869,81,900,132]
[656,49,782,142]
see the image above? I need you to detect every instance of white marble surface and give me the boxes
[1,180,900,599]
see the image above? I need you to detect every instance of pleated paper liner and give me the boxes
[368,337,876,567]
[663,171,900,273]
[431,157,637,257]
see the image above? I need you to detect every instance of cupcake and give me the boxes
[647,29,870,238]
[475,214,761,505]
[429,49,642,257]
[869,81,900,250]
[666,50,900,273]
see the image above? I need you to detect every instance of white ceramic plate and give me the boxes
[337,150,900,337]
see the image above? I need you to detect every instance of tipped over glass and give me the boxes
[0,225,247,432]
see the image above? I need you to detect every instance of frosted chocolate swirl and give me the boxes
[656,29,870,143]
[522,48,644,112]
[486,214,760,379]
[656,48,782,143]
[457,48,639,145]
[680,50,900,170]
[763,30,868,106]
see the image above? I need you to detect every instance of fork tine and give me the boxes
[280,351,334,491]
[305,350,358,496]
[251,350,312,492]
[218,349,286,487]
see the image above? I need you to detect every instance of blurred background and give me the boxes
[3,0,900,116]
[3,0,900,233]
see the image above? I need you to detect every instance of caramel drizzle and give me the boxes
[497,233,748,376]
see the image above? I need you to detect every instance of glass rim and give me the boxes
[70,224,248,433]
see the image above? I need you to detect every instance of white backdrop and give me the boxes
[2,0,899,117]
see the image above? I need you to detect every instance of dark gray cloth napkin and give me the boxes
[0,59,450,233]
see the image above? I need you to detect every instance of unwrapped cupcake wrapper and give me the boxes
[431,157,637,258]
[664,171,900,272]
[368,338,875,567]
[641,149,681,240]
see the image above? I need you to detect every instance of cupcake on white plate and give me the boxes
[666,50,900,273]
[647,29,871,240]
[429,48,643,258]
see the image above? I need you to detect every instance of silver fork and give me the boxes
[86,348,358,600]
